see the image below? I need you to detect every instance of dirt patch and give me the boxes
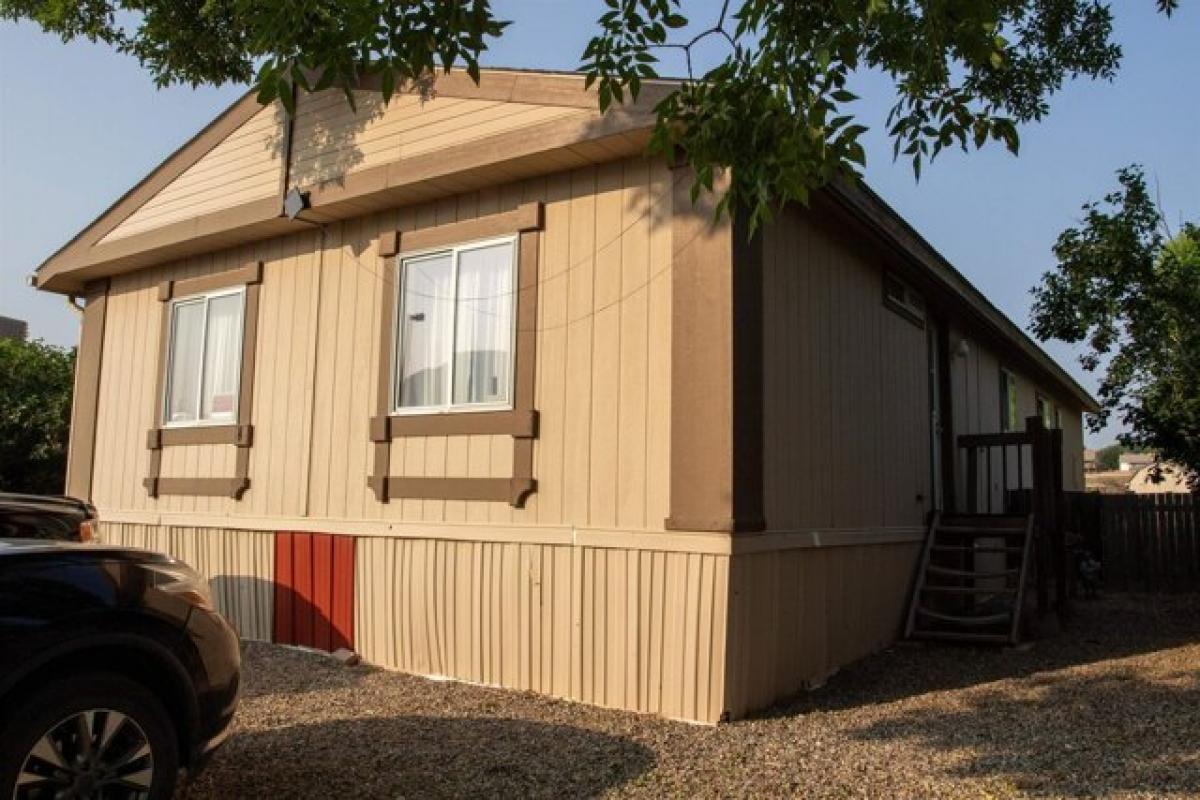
[182,594,1200,799]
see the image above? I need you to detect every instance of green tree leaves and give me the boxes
[0,338,75,494]
[1,0,508,108]
[1031,167,1200,488]
[583,0,1144,230]
[0,1,1182,228]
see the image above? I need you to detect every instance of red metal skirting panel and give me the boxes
[273,532,355,651]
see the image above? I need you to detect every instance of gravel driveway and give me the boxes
[182,594,1199,799]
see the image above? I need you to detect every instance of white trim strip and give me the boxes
[98,509,925,554]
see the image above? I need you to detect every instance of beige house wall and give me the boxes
[761,204,933,533]
[735,198,1089,713]
[723,541,921,718]
[355,534,729,723]
[47,72,1099,727]
[90,156,673,531]
[719,204,929,713]
[288,90,591,190]
[101,516,732,723]
[88,154,718,720]
[947,323,1087,496]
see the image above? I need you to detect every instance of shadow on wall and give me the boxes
[182,715,656,799]
[261,76,450,195]
[209,574,353,653]
[208,574,274,643]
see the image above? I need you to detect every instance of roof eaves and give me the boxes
[826,179,1100,414]
[34,90,265,289]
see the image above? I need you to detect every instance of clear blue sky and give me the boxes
[1,1,1196,447]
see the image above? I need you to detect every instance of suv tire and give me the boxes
[0,672,180,799]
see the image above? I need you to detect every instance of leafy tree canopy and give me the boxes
[1031,166,1199,488]
[0,338,75,494]
[0,0,1183,226]
[1095,443,1124,471]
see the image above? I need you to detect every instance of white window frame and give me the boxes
[390,234,518,416]
[1036,393,1056,429]
[999,368,1018,432]
[883,271,926,326]
[161,286,246,428]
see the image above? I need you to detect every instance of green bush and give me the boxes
[0,338,75,494]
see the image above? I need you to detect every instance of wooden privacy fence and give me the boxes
[1064,492,1200,593]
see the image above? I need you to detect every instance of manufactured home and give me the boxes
[35,69,1096,723]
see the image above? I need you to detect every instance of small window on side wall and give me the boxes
[1036,394,1056,429]
[393,237,516,413]
[163,288,245,425]
[883,272,926,326]
[999,368,1019,432]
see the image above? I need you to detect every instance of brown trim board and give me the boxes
[35,93,272,290]
[368,227,399,503]
[64,279,110,500]
[395,202,543,253]
[823,181,1099,413]
[665,165,766,533]
[158,260,264,301]
[935,320,957,510]
[378,410,538,439]
[143,477,249,498]
[354,68,677,111]
[378,477,536,507]
[730,208,765,532]
[369,205,542,507]
[145,261,262,499]
[147,425,252,448]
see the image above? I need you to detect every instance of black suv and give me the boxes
[0,539,240,799]
[0,493,99,542]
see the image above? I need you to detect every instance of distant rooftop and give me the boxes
[0,316,27,341]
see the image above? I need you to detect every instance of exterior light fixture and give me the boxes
[283,188,311,220]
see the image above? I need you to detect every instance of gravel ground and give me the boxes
[182,594,1199,799]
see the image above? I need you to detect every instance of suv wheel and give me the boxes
[0,673,180,799]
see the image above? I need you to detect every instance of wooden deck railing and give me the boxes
[956,416,1068,618]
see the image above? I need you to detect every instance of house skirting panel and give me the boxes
[99,522,275,642]
[98,520,730,723]
[723,539,924,719]
[98,519,923,723]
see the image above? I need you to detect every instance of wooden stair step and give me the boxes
[926,565,1020,579]
[931,545,1025,554]
[940,514,1029,529]
[904,511,1033,647]
[937,526,1027,536]
[909,629,1013,644]
[921,585,1018,595]
[915,607,1012,626]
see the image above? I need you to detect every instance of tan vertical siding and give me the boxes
[761,205,931,532]
[101,103,284,243]
[1059,410,1085,490]
[723,542,921,718]
[353,535,728,723]
[948,325,1087,499]
[89,157,672,530]
[91,232,321,519]
[100,521,274,641]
